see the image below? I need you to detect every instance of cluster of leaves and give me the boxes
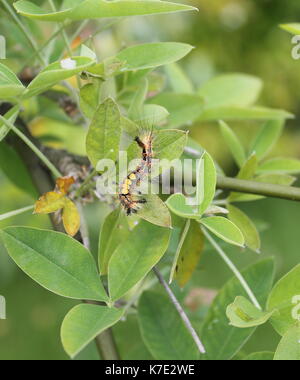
[0,0,299,360]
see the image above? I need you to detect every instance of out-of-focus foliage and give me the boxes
[1,0,300,361]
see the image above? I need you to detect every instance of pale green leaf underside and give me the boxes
[0,63,25,99]
[201,259,275,360]
[14,0,197,22]
[200,216,245,247]
[61,304,124,358]
[227,296,276,328]
[280,23,300,35]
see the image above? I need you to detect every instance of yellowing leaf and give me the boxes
[62,199,81,237]
[170,220,204,287]
[56,176,75,195]
[34,192,65,214]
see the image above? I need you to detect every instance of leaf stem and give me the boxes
[0,115,62,178]
[0,205,34,221]
[153,266,206,355]
[1,0,46,66]
[202,228,262,310]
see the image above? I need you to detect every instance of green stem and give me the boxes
[0,205,34,221]
[184,146,300,203]
[0,115,62,178]
[48,1,72,56]
[202,228,262,310]
[1,0,46,66]
[217,175,300,202]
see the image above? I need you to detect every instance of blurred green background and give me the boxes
[1,0,300,360]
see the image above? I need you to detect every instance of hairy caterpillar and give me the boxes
[119,130,154,216]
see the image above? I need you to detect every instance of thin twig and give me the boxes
[0,205,34,221]
[202,228,262,310]
[217,175,300,202]
[153,266,206,355]
[1,0,46,66]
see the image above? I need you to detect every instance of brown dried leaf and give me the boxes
[56,176,75,195]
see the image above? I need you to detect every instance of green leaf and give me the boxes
[0,106,20,142]
[274,323,300,361]
[243,352,274,360]
[200,216,245,247]
[198,74,263,108]
[128,78,148,119]
[79,82,100,119]
[219,121,246,168]
[166,193,201,219]
[116,42,193,72]
[267,264,300,336]
[227,296,276,328]
[61,304,124,358]
[201,259,275,360]
[0,142,37,197]
[0,63,25,99]
[0,227,108,302]
[150,93,204,128]
[255,173,296,186]
[257,158,300,174]
[138,104,169,125]
[86,98,121,168]
[25,57,95,97]
[153,129,188,171]
[99,208,130,275]
[229,153,258,201]
[237,153,258,180]
[280,23,300,35]
[136,195,172,228]
[138,291,199,360]
[227,205,260,252]
[14,0,197,22]
[108,221,171,301]
[250,120,284,161]
[113,314,154,360]
[165,63,194,93]
[198,106,293,122]
[197,151,217,214]
[169,220,204,287]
